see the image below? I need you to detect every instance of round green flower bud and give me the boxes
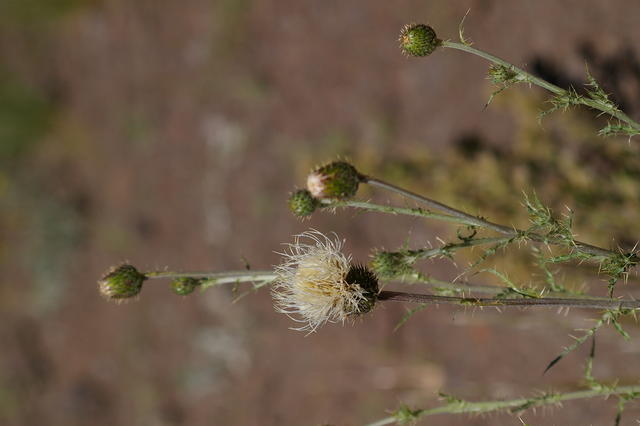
[344,264,379,314]
[288,189,319,217]
[170,277,201,296]
[307,161,362,200]
[399,23,440,57]
[370,251,413,279]
[98,264,146,300]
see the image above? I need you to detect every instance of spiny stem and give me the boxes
[356,178,619,259]
[405,237,512,261]
[441,40,640,132]
[378,290,640,310]
[366,384,640,426]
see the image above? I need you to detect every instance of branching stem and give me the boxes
[366,384,640,426]
[378,290,640,310]
[441,41,640,132]
[347,179,622,260]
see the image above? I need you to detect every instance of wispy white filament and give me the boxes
[272,230,369,333]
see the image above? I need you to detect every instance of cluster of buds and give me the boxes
[288,161,363,218]
[98,264,203,301]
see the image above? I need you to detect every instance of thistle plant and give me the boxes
[398,19,640,138]
[96,14,640,425]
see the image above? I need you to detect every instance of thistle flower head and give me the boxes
[399,23,440,57]
[272,230,379,332]
[98,264,146,301]
[288,189,320,218]
[306,161,362,200]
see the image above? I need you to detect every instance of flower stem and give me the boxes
[358,177,618,259]
[378,290,640,310]
[366,384,640,426]
[441,40,640,132]
[144,270,277,288]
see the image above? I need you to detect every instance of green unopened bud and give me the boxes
[98,264,146,301]
[170,277,202,296]
[399,23,440,57]
[370,251,414,279]
[288,189,319,217]
[344,264,379,314]
[488,64,518,85]
[307,161,362,200]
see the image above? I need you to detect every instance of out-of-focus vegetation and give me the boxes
[362,89,640,292]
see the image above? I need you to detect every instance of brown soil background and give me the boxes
[3,1,640,425]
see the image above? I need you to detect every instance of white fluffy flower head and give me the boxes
[272,230,378,332]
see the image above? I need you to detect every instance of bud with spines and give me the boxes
[170,277,202,296]
[98,264,147,301]
[399,23,440,57]
[306,161,363,200]
[288,189,320,217]
[370,251,414,279]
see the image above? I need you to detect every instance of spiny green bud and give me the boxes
[307,161,362,200]
[288,189,319,217]
[370,251,414,279]
[488,64,518,85]
[399,23,440,57]
[170,277,202,296]
[98,264,146,301]
[344,264,379,314]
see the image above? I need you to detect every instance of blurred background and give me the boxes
[3,1,640,425]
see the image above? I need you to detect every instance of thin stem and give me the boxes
[366,384,640,426]
[145,270,277,288]
[378,290,640,310]
[403,272,617,302]
[361,177,617,259]
[144,266,625,305]
[441,40,640,131]
[406,236,512,261]
[321,198,479,227]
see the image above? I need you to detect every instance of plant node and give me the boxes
[170,277,202,296]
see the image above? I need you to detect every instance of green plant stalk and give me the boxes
[404,272,619,302]
[366,384,640,426]
[379,291,640,310]
[145,270,277,288]
[403,236,512,261]
[144,268,630,305]
[441,41,640,131]
[355,179,620,260]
